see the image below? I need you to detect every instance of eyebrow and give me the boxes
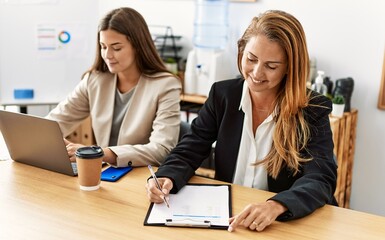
[247,51,285,64]
[99,42,123,46]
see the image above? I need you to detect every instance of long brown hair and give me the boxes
[84,7,171,78]
[238,10,311,178]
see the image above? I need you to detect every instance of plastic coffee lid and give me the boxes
[75,146,104,159]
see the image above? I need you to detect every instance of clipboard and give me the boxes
[144,184,232,230]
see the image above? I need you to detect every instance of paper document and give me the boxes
[144,184,231,229]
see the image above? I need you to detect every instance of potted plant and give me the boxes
[331,95,345,117]
[164,57,178,74]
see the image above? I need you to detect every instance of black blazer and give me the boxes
[157,78,337,221]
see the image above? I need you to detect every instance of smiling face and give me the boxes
[99,29,137,75]
[241,35,287,98]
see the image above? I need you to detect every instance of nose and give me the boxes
[103,47,113,59]
[252,62,264,78]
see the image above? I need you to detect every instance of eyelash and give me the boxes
[247,58,277,70]
[100,46,122,51]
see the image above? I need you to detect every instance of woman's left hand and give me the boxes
[228,200,287,232]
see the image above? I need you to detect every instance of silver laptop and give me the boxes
[0,110,77,176]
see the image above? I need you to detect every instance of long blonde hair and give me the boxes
[237,10,311,178]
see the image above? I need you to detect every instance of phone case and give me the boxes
[101,166,132,182]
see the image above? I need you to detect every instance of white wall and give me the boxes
[99,0,385,216]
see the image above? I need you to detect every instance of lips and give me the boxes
[251,77,266,84]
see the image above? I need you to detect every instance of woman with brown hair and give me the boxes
[146,10,337,232]
[47,7,181,167]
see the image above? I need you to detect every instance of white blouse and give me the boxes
[233,82,276,190]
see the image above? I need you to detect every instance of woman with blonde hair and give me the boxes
[146,10,337,232]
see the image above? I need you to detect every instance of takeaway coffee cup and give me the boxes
[75,146,104,191]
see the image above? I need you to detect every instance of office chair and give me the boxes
[178,121,215,176]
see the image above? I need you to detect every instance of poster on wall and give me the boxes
[36,23,90,60]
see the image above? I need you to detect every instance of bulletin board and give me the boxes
[0,0,98,105]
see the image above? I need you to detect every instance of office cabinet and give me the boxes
[330,109,358,208]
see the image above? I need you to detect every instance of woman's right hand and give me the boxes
[146,177,173,203]
[63,138,85,162]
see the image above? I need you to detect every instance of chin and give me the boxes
[107,68,118,74]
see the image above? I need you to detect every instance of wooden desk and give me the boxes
[180,94,207,105]
[1,161,384,239]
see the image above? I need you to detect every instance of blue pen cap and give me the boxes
[14,89,34,99]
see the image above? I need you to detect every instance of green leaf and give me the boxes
[332,95,345,104]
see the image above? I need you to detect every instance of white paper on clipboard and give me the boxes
[144,184,231,229]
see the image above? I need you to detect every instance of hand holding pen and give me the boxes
[147,165,171,208]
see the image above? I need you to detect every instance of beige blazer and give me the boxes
[47,71,181,167]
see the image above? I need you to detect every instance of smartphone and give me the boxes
[101,166,132,182]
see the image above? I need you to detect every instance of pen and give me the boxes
[148,165,170,208]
